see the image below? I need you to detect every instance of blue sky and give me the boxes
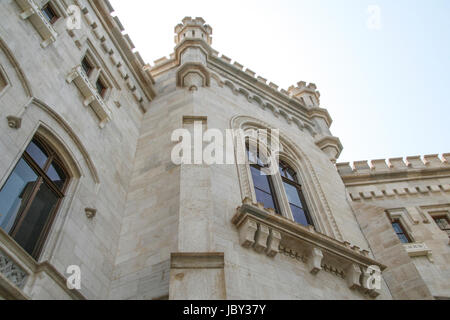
[109,0,450,163]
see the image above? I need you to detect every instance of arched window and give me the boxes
[279,161,314,227]
[0,137,69,259]
[247,144,280,214]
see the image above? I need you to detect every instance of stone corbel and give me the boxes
[85,208,97,219]
[237,218,257,248]
[6,97,33,130]
[308,248,323,275]
[346,263,362,290]
[314,135,343,162]
[176,62,210,91]
[232,199,387,298]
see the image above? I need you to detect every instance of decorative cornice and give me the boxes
[232,199,385,298]
[338,154,450,186]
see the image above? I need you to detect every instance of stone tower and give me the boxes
[112,17,391,300]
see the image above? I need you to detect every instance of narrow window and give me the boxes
[280,161,313,227]
[96,78,107,98]
[0,70,6,91]
[392,220,411,244]
[41,3,59,24]
[433,216,450,236]
[81,56,93,77]
[0,137,69,259]
[247,145,280,213]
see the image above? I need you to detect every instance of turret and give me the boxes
[174,17,213,46]
[288,81,321,108]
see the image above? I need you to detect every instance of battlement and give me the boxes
[337,153,450,178]
[174,16,213,45]
[288,81,321,108]
[88,0,156,102]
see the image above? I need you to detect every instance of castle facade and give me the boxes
[0,0,448,300]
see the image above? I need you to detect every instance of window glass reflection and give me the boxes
[26,140,48,169]
[0,159,38,233]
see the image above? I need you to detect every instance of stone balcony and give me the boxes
[15,0,58,48]
[66,66,112,128]
[232,198,387,298]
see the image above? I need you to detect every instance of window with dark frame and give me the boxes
[81,56,93,77]
[41,3,59,24]
[392,220,411,244]
[96,78,107,98]
[246,144,280,214]
[0,137,69,260]
[432,216,450,236]
[279,161,314,227]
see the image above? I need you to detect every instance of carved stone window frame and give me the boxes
[387,208,416,243]
[231,115,343,241]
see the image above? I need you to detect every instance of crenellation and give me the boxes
[338,153,450,178]
[388,157,408,169]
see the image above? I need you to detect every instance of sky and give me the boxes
[109,0,450,163]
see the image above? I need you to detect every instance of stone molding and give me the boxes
[171,253,225,270]
[232,199,386,297]
[231,116,343,241]
[0,34,33,97]
[0,229,85,300]
[176,62,210,90]
[404,243,433,263]
[337,154,450,185]
[348,184,450,202]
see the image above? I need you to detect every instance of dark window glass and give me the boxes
[280,161,313,227]
[96,79,106,97]
[0,159,38,233]
[41,4,58,24]
[290,205,309,227]
[47,162,67,190]
[247,145,279,213]
[283,182,303,208]
[392,221,411,243]
[0,72,6,90]
[12,182,59,257]
[433,216,450,236]
[250,166,272,194]
[26,140,48,169]
[0,137,68,259]
[81,57,93,77]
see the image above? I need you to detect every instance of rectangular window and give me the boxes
[96,78,107,98]
[81,57,93,77]
[0,71,6,90]
[433,216,450,236]
[41,3,59,24]
[392,220,411,244]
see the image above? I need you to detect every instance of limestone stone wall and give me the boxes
[339,159,450,299]
[0,0,152,299]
